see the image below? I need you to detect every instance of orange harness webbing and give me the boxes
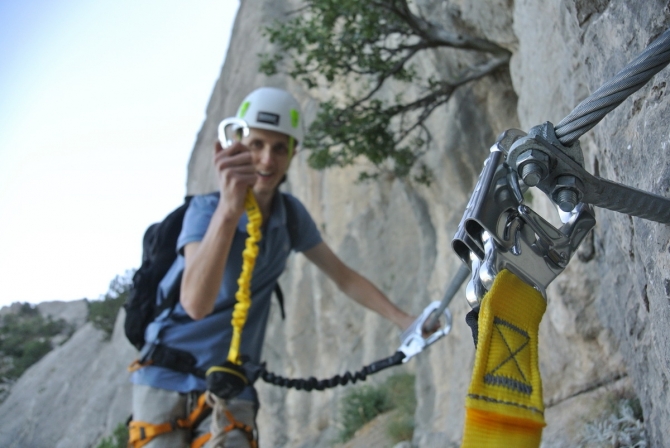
[127,393,211,448]
[223,409,258,448]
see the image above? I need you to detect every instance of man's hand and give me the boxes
[421,313,442,338]
[213,140,256,220]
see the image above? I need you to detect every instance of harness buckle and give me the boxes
[452,129,596,307]
[398,301,452,362]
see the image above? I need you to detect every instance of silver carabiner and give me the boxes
[218,117,250,148]
[398,301,452,363]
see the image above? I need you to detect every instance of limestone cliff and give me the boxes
[0,1,667,447]
[190,0,670,446]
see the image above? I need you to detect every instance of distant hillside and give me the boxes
[0,300,86,401]
[0,302,136,447]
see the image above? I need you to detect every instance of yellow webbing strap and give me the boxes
[462,269,547,448]
[227,190,263,365]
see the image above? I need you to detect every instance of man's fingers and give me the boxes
[218,163,256,186]
[218,140,247,157]
[421,312,442,336]
[214,149,253,170]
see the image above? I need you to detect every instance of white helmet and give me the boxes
[236,87,304,144]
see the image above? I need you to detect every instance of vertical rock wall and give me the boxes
[189,0,670,446]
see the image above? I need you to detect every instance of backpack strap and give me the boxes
[282,192,300,250]
[272,193,299,321]
[273,284,286,320]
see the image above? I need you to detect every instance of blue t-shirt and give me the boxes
[131,192,322,396]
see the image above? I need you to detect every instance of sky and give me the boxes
[0,0,240,307]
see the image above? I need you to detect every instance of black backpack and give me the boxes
[123,194,296,350]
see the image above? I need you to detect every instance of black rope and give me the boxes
[259,351,406,391]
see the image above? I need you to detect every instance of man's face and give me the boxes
[242,127,293,199]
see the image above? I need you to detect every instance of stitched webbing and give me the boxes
[462,269,546,447]
[227,190,263,365]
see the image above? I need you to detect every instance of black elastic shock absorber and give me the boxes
[259,351,406,391]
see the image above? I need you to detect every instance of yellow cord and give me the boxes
[226,189,263,365]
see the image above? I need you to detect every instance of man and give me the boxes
[130,87,416,448]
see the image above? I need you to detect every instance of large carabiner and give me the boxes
[398,301,452,362]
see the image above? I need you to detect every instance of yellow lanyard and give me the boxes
[462,269,546,447]
[226,190,263,365]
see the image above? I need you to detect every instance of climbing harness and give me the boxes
[128,392,212,448]
[127,391,257,448]
[453,27,670,447]
[205,392,258,448]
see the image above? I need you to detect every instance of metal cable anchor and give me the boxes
[452,131,596,306]
[505,122,670,223]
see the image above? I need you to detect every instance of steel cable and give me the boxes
[555,28,670,146]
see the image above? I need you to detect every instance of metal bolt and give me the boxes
[520,162,544,186]
[556,188,579,212]
[515,149,549,187]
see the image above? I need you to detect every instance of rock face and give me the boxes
[0,1,667,447]
[0,309,136,448]
[36,299,89,330]
[190,0,670,447]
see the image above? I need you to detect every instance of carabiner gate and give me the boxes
[398,301,452,362]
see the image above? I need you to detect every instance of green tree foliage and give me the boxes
[260,0,510,183]
[95,422,129,448]
[88,272,133,339]
[338,382,393,441]
[0,303,72,380]
[337,373,417,443]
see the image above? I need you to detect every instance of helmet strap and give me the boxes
[288,137,295,159]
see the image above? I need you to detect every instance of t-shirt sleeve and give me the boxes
[285,194,323,253]
[177,193,220,254]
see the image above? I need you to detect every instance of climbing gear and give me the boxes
[227,187,263,366]
[128,392,212,448]
[259,299,452,391]
[461,270,546,447]
[423,264,470,332]
[206,393,258,448]
[398,300,452,362]
[452,129,597,306]
[214,118,457,393]
[126,104,303,354]
[130,115,457,402]
[129,342,205,377]
[198,118,265,401]
[126,119,298,373]
[453,27,670,447]
[235,87,304,154]
[206,362,250,400]
[127,188,299,376]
